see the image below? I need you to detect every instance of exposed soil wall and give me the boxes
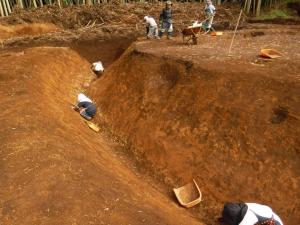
[90,46,300,225]
[0,47,203,225]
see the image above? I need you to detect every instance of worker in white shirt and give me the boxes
[144,16,159,39]
[219,202,284,225]
[204,0,216,32]
[73,93,97,120]
[91,61,104,77]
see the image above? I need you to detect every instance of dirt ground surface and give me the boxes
[0,3,299,225]
[90,24,300,225]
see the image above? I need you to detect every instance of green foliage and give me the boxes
[258,8,291,19]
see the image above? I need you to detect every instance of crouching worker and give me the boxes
[91,61,104,77]
[73,93,97,120]
[159,1,173,39]
[219,202,284,225]
[144,16,159,39]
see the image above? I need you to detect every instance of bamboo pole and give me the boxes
[228,9,243,56]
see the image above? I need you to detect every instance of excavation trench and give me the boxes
[89,38,300,225]
[0,22,300,225]
[0,44,205,225]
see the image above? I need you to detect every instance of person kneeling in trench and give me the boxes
[74,93,97,121]
[91,61,104,78]
[219,202,284,225]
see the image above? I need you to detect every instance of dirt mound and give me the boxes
[0,23,60,40]
[0,47,203,225]
[90,28,300,224]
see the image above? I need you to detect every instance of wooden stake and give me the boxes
[228,9,243,56]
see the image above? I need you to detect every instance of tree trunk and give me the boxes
[86,0,92,5]
[39,0,43,6]
[32,0,37,7]
[5,0,11,13]
[244,0,248,11]
[2,0,8,16]
[18,0,24,8]
[0,0,5,17]
[256,0,262,16]
[246,0,252,14]
[57,0,61,8]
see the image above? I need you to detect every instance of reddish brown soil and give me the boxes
[0,23,60,40]
[0,4,299,225]
[0,47,204,225]
[90,24,300,225]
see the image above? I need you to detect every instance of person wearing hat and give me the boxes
[144,16,159,39]
[159,1,173,39]
[73,93,97,120]
[204,0,216,32]
[219,202,284,225]
[91,61,104,77]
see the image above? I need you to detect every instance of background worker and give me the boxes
[74,93,97,120]
[219,202,284,225]
[91,61,104,77]
[204,0,216,32]
[144,16,159,39]
[159,1,173,39]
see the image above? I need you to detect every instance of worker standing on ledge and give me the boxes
[218,202,284,225]
[144,16,159,39]
[204,0,216,33]
[159,1,173,39]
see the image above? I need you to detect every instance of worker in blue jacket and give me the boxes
[159,1,173,39]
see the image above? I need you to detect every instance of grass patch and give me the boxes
[258,8,292,19]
